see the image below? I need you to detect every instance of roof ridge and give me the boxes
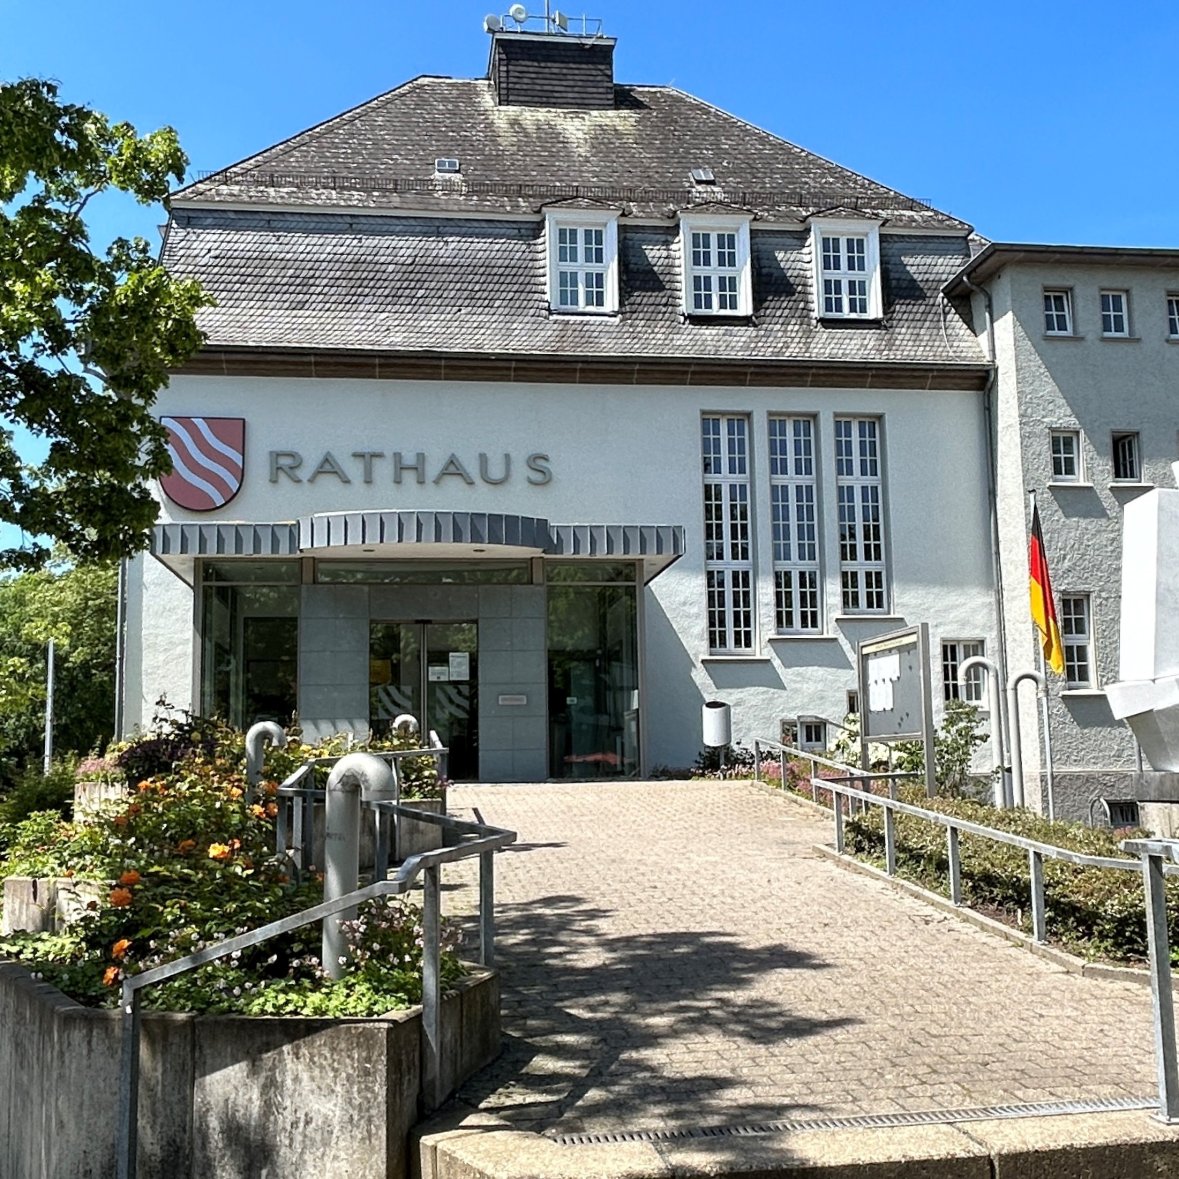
[174,75,468,199]
[659,86,970,231]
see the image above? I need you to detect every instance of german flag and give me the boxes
[1029,503,1064,674]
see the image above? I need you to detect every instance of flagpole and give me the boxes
[1029,489,1057,820]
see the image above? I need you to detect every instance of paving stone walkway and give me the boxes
[442,779,1157,1138]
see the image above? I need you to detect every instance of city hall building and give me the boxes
[125,18,999,781]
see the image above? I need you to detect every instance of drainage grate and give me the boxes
[551,1095,1156,1146]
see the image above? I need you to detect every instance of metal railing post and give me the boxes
[753,739,761,782]
[115,982,142,1179]
[374,809,390,882]
[479,850,495,967]
[833,791,845,854]
[947,825,962,906]
[1029,849,1047,943]
[421,863,442,1111]
[1123,840,1179,1123]
[779,750,786,791]
[884,805,897,876]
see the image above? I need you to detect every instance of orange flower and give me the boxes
[249,804,267,820]
[265,802,278,819]
[108,887,133,908]
[176,839,197,855]
[261,780,279,797]
[118,870,140,886]
[227,786,243,800]
[111,938,132,961]
[207,843,232,862]
[103,966,120,987]
[113,814,129,829]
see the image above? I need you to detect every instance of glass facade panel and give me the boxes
[200,584,299,728]
[546,561,638,584]
[548,584,639,778]
[202,560,300,584]
[318,561,530,584]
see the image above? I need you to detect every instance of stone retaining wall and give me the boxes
[0,959,499,1179]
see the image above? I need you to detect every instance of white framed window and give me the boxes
[545,210,619,314]
[768,415,821,633]
[835,417,887,613]
[1043,289,1073,335]
[799,718,827,750]
[942,639,985,705]
[1100,289,1130,337]
[1112,431,1141,482]
[846,689,859,717]
[1050,429,1082,482]
[1167,295,1179,339]
[811,219,882,319]
[1061,594,1093,689]
[680,214,752,316]
[702,414,754,652]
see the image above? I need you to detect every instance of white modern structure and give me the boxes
[124,15,1003,781]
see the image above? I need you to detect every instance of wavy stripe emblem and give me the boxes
[159,417,246,512]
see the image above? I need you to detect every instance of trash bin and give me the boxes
[702,700,731,748]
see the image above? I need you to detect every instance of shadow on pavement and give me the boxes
[458,891,858,1138]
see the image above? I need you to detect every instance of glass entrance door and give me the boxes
[369,621,479,779]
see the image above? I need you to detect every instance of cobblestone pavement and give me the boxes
[442,780,1157,1137]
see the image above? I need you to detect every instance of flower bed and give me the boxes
[0,712,462,1015]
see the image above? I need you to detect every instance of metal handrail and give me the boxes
[757,739,1179,1123]
[116,796,515,1179]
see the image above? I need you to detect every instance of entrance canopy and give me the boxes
[151,511,685,583]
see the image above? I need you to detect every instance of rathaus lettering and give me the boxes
[267,450,553,487]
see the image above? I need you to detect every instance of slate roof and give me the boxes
[175,78,969,231]
[164,208,984,365]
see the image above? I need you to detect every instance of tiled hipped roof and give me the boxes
[165,210,982,366]
[176,79,967,231]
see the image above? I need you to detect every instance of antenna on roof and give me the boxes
[483,13,502,31]
[508,3,527,24]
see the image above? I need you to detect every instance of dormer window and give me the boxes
[810,218,882,320]
[680,214,752,317]
[545,210,619,314]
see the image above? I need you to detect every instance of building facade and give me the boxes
[948,246,1179,821]
[125,21,1001,779]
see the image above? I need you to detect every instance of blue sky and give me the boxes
[3,0,1178,549]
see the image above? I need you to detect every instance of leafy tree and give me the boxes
[0,78,208,570]
[0,557,116,789]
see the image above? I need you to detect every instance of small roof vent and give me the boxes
[690,167,716,185]
[435,157,461,175]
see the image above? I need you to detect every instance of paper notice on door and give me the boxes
[428,665,450,682]
[448,651,470,681]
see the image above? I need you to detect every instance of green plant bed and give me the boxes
[842,785,1164,964]
[0,712,463,1016]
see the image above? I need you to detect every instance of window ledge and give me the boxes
[548,308,619,318]
[1165,337,1179,345]
[1043,333,1085,341]
[1100,335,1140,342]
[701,654,773,663]
[683,312,754,324]
[1061,689,1104,697]
[1110,482,1154,491]
[1048,481,1095,489]
[768,633,842,642]
[817,317,886,329]
[834,614,905,622]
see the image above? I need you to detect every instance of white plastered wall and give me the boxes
[125,374,997,770]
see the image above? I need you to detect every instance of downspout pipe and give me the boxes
[960,655,1009,808]
[1007,669,1046,810]
[322,753,395,980]
[958,275,1009,691]
[244,721,287,795]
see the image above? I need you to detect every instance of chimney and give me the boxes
[487,25,617,110]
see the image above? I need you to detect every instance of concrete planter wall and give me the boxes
[0,959,499,1179]
[2,876,104,936]
[73,778,129,822]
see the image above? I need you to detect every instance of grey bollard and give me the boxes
[322,753,394,980]
[244,721,286,796]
